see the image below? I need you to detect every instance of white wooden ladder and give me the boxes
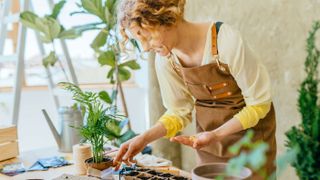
[0,0,78,126]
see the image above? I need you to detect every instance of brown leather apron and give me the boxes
[169,22,276,178]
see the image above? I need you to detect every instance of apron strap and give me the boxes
[212,22,229,74]
[211,21,223,55]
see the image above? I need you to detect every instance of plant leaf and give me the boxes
[226,152,247,176]
[58,28,81,39]
[120,60,140,70]
[49,0,66,19]
[43,51,57,68]
[20,11,39,30]
[104,6,111,23]
[118,67,131,81]
[91,28,108,51]
[99,91,112,104]
[98,50,115,67]
[246,143,269,170]
[81,0,104,20]
[106,0,116,13]
[107,68,115,79]
[35,17,61,41]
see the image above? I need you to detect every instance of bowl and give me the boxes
[191,163,252,180]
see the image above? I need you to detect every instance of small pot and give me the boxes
[191,163,252,180]
[85,157,113,171]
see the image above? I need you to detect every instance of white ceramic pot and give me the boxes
[191,163,252,180]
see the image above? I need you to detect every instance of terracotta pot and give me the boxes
[191,163,252,180]
[85,157,113,171]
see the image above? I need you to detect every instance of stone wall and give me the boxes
[180,0,320,179]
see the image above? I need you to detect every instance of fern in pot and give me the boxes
[59,82,125,170]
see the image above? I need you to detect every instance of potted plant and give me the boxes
[285,21,320,179]
[59,82,125,170]
[71,0,141,136]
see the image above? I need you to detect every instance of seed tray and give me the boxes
[119,166,190,180]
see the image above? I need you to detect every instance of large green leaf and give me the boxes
[20,11,39,30]
[47,18,62,39]
[98,51,115,67]
[49,0,66,19]
[81,0,104,20]
[91,28,108,51]
[118,67,131,81]
[35,17,61,42]
[99,91,112,104]
[43,51,58,68]
[58,28,81,39]
[120,60,140,70]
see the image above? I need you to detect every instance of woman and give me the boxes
[114,0,276,178]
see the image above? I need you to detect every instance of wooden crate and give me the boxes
[0,125,19,161]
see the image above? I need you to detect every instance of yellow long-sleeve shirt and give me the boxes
[155,22,273,138]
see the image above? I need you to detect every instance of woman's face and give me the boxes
[128,24,176,56]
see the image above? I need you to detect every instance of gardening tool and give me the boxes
[42,107,83,152]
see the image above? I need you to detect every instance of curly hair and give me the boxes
[117,0,186,42]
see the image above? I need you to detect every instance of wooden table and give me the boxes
[0,147,191,180]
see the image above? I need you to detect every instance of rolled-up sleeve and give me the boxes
[218,24,272,129]
[155,55,194,138]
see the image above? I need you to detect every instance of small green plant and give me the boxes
[285,21,320,180]
[59,82,124,163]
[70,0,141,142]
[216,130,269,179]
[20,0,82,80]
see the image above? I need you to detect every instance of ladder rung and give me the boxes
[0,55,18,62]
[3,13,20,24]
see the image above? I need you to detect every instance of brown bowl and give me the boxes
[191,163,252,180]
[85,157,113,171]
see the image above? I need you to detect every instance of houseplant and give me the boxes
[71,0,141,120]
[59,82,125,170]
[20,0,82,78]
[20,0,139,147]
[285,21,320,179]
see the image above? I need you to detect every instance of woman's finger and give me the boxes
[122,144,135,161]
[113,144,128,167]
[193,140,203,149]
[172,136,194,146]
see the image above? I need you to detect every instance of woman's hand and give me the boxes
[170,131,223,149]
[171,117,244,149]
[113,135,147,170]
[113,122,168,170]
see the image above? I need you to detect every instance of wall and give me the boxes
[180,0,320,179]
